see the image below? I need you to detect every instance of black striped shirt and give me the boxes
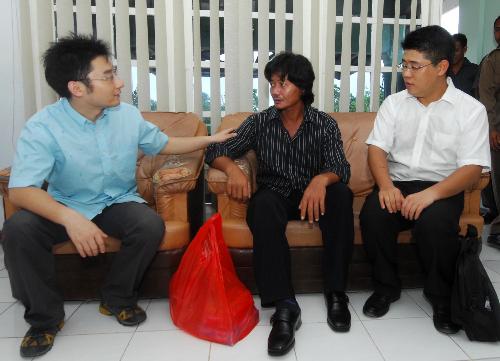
[206,106,351,197]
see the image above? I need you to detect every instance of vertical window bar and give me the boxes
[169,0,187,111]
[390,0,400,94]
[258,0,270,111]
[193,0,203,116]
[224,0,238,114]
[115,0,132,104]
[154,0,169,111]
[370,0,384,112]
[135,0,150,111]
[34,0,57,109]
[95,0,113,48]
[184,0,195,112]
[309,0,320,108]
[356,0,368,112]
[55,0,74,37]
[238,0,253,112]
[275,0,286,54]
[410,0,417,31]
[322,0,336,113]
[292,0,303,54]
[76,0,92,36]
[339,0,352,112]
[209,0,221,131]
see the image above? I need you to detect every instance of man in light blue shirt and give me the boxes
[2,34,234,358]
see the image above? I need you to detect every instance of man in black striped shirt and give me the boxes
[206,52,354,356]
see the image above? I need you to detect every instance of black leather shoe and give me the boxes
[488,233,500,250]
[433,304,460,334]
[268,308,301,356]
[325,292,351,332]
[363,292,400,318]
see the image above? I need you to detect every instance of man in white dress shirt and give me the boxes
[360,25,490,334]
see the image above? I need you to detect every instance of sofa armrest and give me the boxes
[0,167,10,196]
[153,150,204,222]
[0,167,21,219]
[206,151,257,221]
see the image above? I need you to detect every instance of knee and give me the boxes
[359,195,388,228]
[133,213,165,246]
[325,182,353,207]
[2,211,41,252]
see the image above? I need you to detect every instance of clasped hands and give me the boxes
[378,186,437,220]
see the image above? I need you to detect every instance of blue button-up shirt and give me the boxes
[9,98,168,219]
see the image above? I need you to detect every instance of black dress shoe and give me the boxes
[363,292,400,318]
[433,304,460,334]
[325,291,351,332]
[268,308,301,356]
[488,234,500,250]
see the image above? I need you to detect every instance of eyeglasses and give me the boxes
[80,67,119,82]
[397,62,433,72]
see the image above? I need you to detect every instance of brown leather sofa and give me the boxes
[206,112,490,293]
[0,112,207,299]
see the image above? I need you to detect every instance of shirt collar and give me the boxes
[61,98,120,127]
[269,105,315,123]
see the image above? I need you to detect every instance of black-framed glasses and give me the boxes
[397,62,433,72]
[79,66,119,82]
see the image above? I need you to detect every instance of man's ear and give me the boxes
[437,59,449,76]
[67,80,85,98]
[464,45,468,54]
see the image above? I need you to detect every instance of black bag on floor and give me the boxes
[451,225,500,341]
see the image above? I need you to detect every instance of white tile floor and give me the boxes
[1,228,500,361]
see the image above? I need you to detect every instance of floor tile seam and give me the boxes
[118,330,136,361]
[208,342,212,361]
[447,333,474,361]
[135,328,178,333]
[64,302,84,322]
[359,315,430,322]
[0,336,23,339]
[404,290,433,317]
[0,300,16,316]
[132,329,182,334]
[59,330,136,337]
[357,315,388,361]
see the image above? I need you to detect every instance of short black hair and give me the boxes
[495,15,500,25]
[452,33,467,47]
[264,52,315,106]
[402,25,454,75]
[43,33,111,98]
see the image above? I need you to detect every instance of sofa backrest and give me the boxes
[218,111,376,197]
[332,112,376,196]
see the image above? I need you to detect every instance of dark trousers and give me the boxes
[359,181,464,305]
[1,202,165,329]
[246,183,354,305]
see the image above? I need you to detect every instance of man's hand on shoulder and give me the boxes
[299,175,328,223]
[401,188,437,220]
[378,185,404,213]
[226,164,250,202]
[61,210,108,258]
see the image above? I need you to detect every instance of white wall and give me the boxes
[0,0,33,229]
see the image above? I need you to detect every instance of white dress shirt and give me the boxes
[366,78,491,182]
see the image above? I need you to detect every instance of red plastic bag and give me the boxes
[169,213,259,345]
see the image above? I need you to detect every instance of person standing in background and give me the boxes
[450,33,479,96]
[480,16,500,249]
